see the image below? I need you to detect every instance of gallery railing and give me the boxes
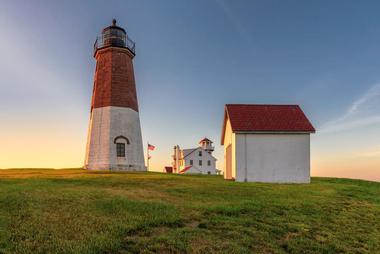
[94,34,135,55]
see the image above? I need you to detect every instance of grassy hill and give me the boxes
[0,169,379,253]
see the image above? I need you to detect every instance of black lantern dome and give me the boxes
[94,19,135,56]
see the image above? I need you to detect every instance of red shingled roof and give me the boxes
[221,104,315,144]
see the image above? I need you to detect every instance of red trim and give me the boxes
[179,165,192,174]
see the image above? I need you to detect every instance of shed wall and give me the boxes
[235,134,310,183]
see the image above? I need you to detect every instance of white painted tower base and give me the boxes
[84,106,146,171]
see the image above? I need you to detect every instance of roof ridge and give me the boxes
[226,104,300,107]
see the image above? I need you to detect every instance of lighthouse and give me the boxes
[84,19,146,171]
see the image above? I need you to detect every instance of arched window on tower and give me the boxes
[114,136,130,157]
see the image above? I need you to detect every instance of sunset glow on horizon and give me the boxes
[0,1,379,181]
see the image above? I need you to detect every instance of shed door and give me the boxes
[225,144,232,179]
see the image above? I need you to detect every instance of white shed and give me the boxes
[221,104,315,183]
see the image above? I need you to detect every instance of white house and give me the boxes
[221,104,315,183]
[172,138,220,175]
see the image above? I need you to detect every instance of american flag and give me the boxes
[148,144,155,151]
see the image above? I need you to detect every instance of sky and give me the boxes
[0,0,379,181]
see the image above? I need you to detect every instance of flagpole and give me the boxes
[147,142,149,171]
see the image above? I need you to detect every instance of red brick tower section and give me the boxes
[85,20,145,171]
[92,46,139,112]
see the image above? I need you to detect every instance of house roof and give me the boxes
[182,147,217,160]
[221,104,315,145]
[182,148,197,159]
[199,137,213,144]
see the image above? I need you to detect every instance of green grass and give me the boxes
[0,169,379,253]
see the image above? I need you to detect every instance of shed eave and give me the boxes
[221,106,229,145]
[234,130,315,135]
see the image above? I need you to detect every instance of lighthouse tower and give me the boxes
[84,19,146,171]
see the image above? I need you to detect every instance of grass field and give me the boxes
[0,169,379,254]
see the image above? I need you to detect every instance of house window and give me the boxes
[190,160,193,165]
[199,160,202,166]
[199,151,202,156]
[116,143,125,157]
[207,160,211,166]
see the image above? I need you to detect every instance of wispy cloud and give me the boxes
[214,0,255,47]
[320,83,380,133]
[358,145,380,158]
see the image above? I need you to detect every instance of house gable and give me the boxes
[183,147,217,161]
[221,111,233,146]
